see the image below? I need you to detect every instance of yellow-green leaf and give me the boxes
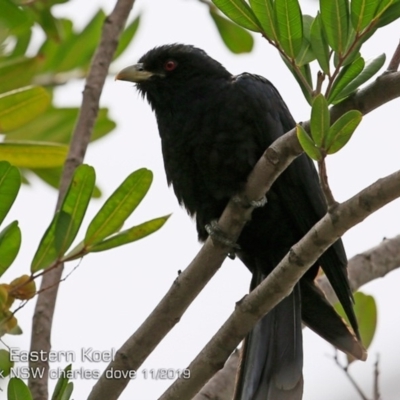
[88,216,170,253]
[0,87,50,132]
[327,57,365,103]
[0,141,68,168]
[85,168,153,246]
[0,161,21,226]
[0,221,21,277]
[296,124,322,160]
[311,94,330,147]
[326,110,362,153]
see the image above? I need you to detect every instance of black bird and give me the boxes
[117,44,367,399]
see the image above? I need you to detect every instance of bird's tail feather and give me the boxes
[234,284,303,400]
[300,279,367,361]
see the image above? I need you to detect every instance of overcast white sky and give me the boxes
[2,0,400,399]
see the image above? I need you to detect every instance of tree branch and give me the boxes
[194,234,400,400]
[86,68,400,399]
[159,167,400,400]
[318,234,400,304]
[28,1,136,399]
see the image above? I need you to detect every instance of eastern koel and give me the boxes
[117,44,366,400]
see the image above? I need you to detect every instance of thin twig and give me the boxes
[334,351,370,400]
[318,157,337,209]
[387,40,400,72]
[28,1,136,399]
[373,355,381,400]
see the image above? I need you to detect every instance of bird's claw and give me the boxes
[250,196,267,208]
[233,195,267,208]
[205,220,240,256]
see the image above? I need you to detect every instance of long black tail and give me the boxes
[234,283,303,400]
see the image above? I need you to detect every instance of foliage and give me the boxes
[6,365,73,400]
[0,161,168,387]
[212,0,392,106]
[0,0,141,192]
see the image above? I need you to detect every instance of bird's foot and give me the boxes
[232,195,267,209]
[205,220,240,258]
[250,196,267,208]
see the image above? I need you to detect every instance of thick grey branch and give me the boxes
[196,234,400,400]
[318,234,400,304]
[159,169,400,400]
[28,1,136,399]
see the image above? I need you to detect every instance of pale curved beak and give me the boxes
[115,63,154,82]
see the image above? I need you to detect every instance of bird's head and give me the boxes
[116,44,231,106]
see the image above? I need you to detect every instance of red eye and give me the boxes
[164,60,177,71]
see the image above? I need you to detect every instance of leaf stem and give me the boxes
[317,156,337,209]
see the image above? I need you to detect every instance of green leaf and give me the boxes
[0,86,51,132]
[114,16,140,60]
[376,1,400,27]
[8,377,33,400]
[0,142,68,168]
[31,165,95,272]
[320,0,349,54]
[325,110,362,153]
[5,107,116,144]
[353,292,377,350]
[327,56,365,103]
[11,30,32,58]
[88,216,170,253]
[31,213,60,272]
[55,165,95,255]
[32,167,102,198]
[85,169,153,246]
[0,349,14,377]
[374,0,395,19]
[351,0,378,31]
[212,0,262,32]
[51,364,72,400]
[335,291,377,363]
[296,124,322,160]
[0,57,40,95]
[295,15,316,66]
[274,0,303,58]
[38,19,74,73]
[28,4,62,42]
[332,53,386,103]
[60,383,73,400]
[311,94,330,147]
[0,0,33,35]
[281,55,313,104]
[210,10,254,53]
[0,161,21,226]
[54,10,106,73]
[0,221,21,277]
[249,0,278,40]
[310,13,330,74]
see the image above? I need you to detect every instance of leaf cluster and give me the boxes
[212,0,396,104]
[0,0,140,192]
[0,161,168,384]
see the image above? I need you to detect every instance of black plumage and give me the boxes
[117,44,366,400]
